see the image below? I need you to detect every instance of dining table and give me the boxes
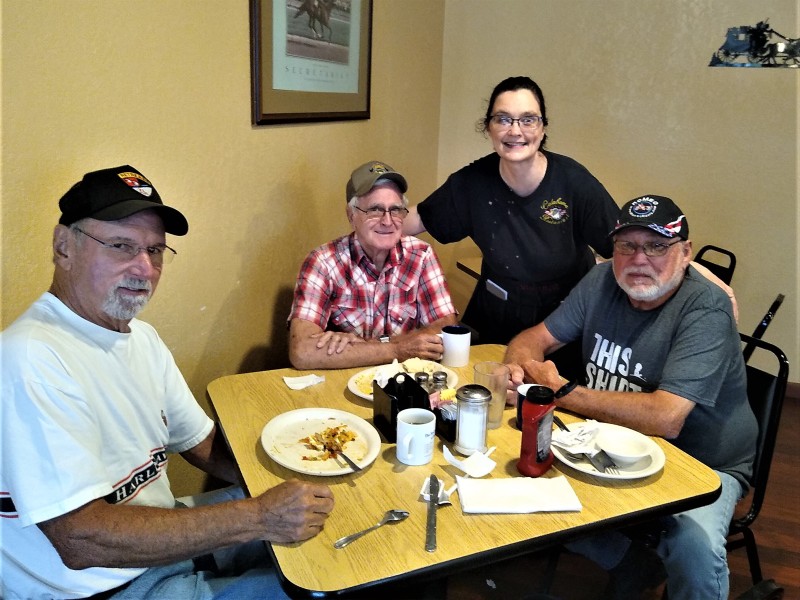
[206,344,721,599]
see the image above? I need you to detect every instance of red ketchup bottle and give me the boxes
[517,385,555,477]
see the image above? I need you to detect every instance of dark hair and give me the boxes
[478,76,548,148]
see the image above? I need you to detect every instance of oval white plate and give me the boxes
[552,422,666,480]
[346,361,458,401]
[260,408,381,476]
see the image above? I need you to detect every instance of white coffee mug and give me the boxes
[396,408,436,466]
[439,325,471,367]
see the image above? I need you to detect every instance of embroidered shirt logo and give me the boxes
[540,198,569,224]
[118,171,154,197]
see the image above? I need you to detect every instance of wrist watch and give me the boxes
[379,335,390,343]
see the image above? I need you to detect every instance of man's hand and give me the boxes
[254,479,334,543]
[391,331,444,362]
[311,330,366,356]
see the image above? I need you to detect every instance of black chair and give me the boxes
[694,244,737,285]
[727,333,790,584]
[743,294,785,363]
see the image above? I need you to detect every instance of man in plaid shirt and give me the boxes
[288,161,458,369]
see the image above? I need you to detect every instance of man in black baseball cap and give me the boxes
[0,167,334,599]
[504,194,755,599]
[58,164,188,235]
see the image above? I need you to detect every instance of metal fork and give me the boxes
[553,415,620,474]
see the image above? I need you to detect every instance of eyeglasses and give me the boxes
[352,205,410,221]
[613,239,683,257]
[489,114,544,130]
[75,228,176,266]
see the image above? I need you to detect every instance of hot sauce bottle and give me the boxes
[517,385,555,477]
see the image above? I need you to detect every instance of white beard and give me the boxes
[103,277,153,320]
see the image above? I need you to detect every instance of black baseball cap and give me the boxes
[610,195,689,240]
[345,160,407,202]
[58,165,188,236]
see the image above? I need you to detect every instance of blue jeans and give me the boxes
[110,487,288,600]
[567,470,743,600]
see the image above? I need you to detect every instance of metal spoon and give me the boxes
[333,509,409,549]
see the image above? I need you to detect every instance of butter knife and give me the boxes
[425,475,438,552]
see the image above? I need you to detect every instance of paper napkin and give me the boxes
[443,445,497,478]
[551,419,601,456]
[282,374,325,390]
[456,475,582,514]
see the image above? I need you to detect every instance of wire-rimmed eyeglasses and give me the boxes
[489,114,544,130]
[352,205,410,221]
[74,228,176,266]
[613,239,683,257]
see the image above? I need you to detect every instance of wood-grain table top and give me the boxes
[207,344,720,598]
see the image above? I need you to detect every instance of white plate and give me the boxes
[552,422,666,480]
[260,408,381,476]
[346,361,458,401]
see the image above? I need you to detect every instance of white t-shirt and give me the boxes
[1,293,214,599]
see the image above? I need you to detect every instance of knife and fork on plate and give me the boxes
[552,414,619,474]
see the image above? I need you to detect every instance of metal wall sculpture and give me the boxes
[710,20,800,68]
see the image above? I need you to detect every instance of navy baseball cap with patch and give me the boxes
[610,195,689,240]
[345,160,407,201]
[58,165,188,235]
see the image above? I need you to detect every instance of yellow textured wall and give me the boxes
[436,0,800,375]
[1,0,446,495]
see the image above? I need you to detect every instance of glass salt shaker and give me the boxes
[431,371,448,392]
[453,384,489,455]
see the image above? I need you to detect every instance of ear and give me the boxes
[52,225,73,268]
[346,206,355,228]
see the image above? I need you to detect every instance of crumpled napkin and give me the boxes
[443,446,497,478]
[419,476,457,505]
[373,359,404,388]
[456,475,582,514]
[551,419,601,457]
[282,374,325,390]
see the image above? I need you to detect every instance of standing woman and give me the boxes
[403,76,619,357]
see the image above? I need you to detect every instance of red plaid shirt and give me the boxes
[289,234,456,338]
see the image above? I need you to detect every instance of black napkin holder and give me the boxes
[433,404,457,443]
[372,373,430,443]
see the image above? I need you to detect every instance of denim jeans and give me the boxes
[566,470,743,600]
[110,487,288,600]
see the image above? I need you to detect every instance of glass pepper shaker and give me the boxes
[453,384,489,455]
[414,372,431,393]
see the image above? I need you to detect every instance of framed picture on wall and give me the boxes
[250,0,373,125]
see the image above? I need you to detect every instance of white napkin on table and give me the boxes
[456,475,582,514]
[443,445,497,478]
[282,374,325,390]
[551,419,601,456]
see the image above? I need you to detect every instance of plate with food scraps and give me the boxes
[260,408,381,476]
[346,357,458,401]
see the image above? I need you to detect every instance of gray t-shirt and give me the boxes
[545,263,757,489]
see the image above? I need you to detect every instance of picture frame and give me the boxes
[250,0,373,125]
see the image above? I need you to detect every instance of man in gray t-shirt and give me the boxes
[505,195,756,600]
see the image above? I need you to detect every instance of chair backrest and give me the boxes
[694,244,737,285]
[732,333,789,530]
[743,294,785,363]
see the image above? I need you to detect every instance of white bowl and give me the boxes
[596,429,650,466]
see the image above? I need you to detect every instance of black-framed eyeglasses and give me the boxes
[352,205,410,221]
[489,114,544,130]
[74,228,176,266]
[613,239,683,257]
